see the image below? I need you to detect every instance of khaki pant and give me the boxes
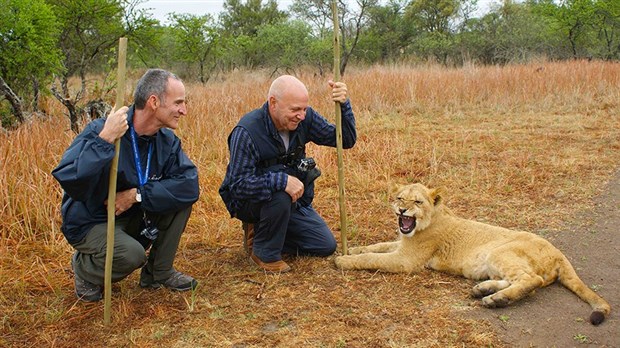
[71,206,192,285]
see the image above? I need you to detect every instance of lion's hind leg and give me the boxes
[471,280,510,298]
[481,272,544,308]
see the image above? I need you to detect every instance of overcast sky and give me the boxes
[136,0,498,24]
[135,0,294,23]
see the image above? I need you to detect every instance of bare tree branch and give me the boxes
[0,76,25,124]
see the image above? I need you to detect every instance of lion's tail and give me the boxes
[559,255,611,325]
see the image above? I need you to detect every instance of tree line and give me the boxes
[1,0,619,130]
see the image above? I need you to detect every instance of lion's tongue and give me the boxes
[400,216,415,233]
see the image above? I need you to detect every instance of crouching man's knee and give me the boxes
[311,237,337,257]
[113,241,147,281]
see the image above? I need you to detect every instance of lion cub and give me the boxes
[334,183,611,325]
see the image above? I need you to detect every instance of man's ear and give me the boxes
[429,186,446,206]
[147,95,159,110]
[268,95,277,109]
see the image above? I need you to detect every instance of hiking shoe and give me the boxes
[72,253,102,302]
[250,253,291,274]
[242,222,254,255]
[139,267,198,291]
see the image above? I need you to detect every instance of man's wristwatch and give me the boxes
[136,188,142,203]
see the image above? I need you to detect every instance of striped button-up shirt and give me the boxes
[224,100,356,213]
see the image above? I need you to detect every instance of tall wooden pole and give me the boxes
[104,37,127,325]
[332,1,348,255]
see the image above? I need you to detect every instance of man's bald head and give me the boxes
[268,75,308,102]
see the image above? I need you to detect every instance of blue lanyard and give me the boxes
[129,124,153,188]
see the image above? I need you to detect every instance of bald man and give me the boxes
[219,75,357,273]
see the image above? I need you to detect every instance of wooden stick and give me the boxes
[332,1,348,255]
[104,37,127,325]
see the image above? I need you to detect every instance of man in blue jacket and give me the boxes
[52,69,199,302]
[219,75,356,273]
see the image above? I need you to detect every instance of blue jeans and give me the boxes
[235,192,337,262]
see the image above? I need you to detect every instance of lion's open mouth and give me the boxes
[398,215,416,234]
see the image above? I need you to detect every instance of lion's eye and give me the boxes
[396,197,421,204]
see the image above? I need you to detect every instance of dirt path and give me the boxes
[468,171,620,347]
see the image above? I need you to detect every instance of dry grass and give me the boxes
[2,60,620,347]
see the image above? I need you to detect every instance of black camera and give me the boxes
[140,217,159,240]
[140,226,159,240]
[296,157,316,172]
[294,157,321,189]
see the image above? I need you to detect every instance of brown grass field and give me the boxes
[1,60,620,347]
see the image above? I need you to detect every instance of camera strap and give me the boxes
[259,144,306,168]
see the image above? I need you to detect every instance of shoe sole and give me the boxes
[140,281,197,292]
[76,293,103,302]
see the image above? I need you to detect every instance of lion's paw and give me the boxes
[347,246,366,255]
[472,285,495,298]
[481,294,510,308]
[334,256,352,269]
[472,280,509,299]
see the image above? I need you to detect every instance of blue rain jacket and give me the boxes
[51,106,199,244]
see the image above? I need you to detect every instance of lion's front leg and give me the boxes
[348,241,400,255]
[334,251,423,273]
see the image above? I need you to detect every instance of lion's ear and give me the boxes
[429,186,446,206]
[388,183,403,197]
